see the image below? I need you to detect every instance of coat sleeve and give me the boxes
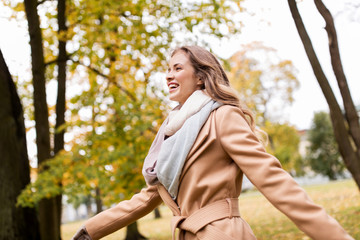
[84,184,162,240]
[216,105,353,240]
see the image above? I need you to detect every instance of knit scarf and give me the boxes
[142,90,222,199]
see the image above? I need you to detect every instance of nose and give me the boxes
[166,70,174,82]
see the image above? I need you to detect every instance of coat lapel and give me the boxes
[179,113,215,182]
[186,115,211,160]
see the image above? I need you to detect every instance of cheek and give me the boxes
[178,72,196,86]
[176,71,187,82]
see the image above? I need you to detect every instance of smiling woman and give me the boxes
[72,46,353,240]
[166,51,203,105]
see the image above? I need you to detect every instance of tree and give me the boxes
[154,207,161,219]
[53,0,68,237]
[14,0,245,238]
[125,222,147,240]
[0,49,40,239]
[227,42,299,125]
[227,43,302,173]
[306,112,345,180]
[23,0,60,239]
[262,121,303,175]
[288,0,360,190]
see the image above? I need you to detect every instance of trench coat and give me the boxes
[83,105,353,240]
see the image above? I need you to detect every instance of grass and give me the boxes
[62,179,359,240]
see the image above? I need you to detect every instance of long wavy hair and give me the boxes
[171,46,258,133]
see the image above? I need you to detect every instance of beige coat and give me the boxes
[85,105,353,240]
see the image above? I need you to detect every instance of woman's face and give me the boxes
[166,51,203,105]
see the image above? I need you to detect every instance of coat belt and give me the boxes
[157,184,241,240]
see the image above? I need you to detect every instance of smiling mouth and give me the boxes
[168,83,179,91]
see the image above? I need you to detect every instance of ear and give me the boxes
[197,78,204,87]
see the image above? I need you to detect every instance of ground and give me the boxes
[62,179,359,240]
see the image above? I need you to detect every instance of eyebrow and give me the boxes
[173,63,183,67]
[168,63,183,71]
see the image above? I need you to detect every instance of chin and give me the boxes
[169,94,179,103]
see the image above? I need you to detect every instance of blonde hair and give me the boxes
[171,46,257,132]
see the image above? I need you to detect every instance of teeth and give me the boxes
[169,83,178,89]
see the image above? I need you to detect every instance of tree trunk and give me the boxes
[53,0,68,236]
[85,195,93,218]
[125,221,147,240]
[287,0,360,190]
[24,0,59,239]
[0,49,40,239]
[95,187,103,214]
[314,0,360,152]
[154,207,161,219]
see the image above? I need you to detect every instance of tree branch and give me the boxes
[314,0,360,152]
[44,52,74,67]
[44,58,58,67]
[37,0,48,6]
[70,58,137,102]
[287,0,360,188]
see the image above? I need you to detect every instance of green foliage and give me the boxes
[306,111,345,180]
[263,121,304,175]
[14,0,246,208]
[227,42,301,175]
[18,90,166,207]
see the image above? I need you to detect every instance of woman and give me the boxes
[73,46,353,240]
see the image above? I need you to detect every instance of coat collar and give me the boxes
[187,111,213,160]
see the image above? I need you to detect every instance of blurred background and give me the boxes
[0,0,359,239]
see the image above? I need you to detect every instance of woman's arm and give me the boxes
[74,184,162,240]
[216,105,353,240]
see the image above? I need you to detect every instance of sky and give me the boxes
[1,0,359,131]
[210,0,360,129]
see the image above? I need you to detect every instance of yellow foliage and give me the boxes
[227,42,299,125]
[76,172,84,179]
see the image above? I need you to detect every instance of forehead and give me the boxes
[169,51,190,66]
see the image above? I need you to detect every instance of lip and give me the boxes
[167,81,179,93]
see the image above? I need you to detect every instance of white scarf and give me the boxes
[165,90,212,136]
[142,90,222,198]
